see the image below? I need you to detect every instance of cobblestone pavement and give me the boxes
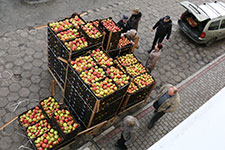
[0,0,225,149]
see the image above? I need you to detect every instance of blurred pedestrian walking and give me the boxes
[127,9,142,31]
[117,14,130,33]
[115,115,140,150]
[148,16,172,53]
[148,84,180,129]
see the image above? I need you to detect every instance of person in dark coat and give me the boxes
[117,15,129,33]
[127,9,142,31]
[148,16,172,53]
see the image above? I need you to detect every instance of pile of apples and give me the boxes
[69,16,85,29]
[34,128,62,150]
[134,73,154,88]
[26,119,51,140]
[19,106,45,128]
[40,97,60,118]
[118,36,132,48]
[81,23,102,39]
[91,49,113,68]
[126,63,146,77]
[117,54,138,66]
[92,20,99,27]
[101,19,121,32]
[80,66,106,85]
[127,82,139,94]
[65,37,88,51]
[90,77,118,97]
[106,66,129,87]
[54,109,79,134]
[71,55,96,72]
[57,28,80,41]
[49,19,73,33]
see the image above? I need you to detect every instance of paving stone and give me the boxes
[31,67,42,76]
[0,136,12,149]
[22,63,33,70]
[31,75,41,84]
[19,88,30,97]
[32,59,43,67]
[20,31,28,38]
[9,83,21,92]
[20,79,32,87]
[7,93,20,102]
[29,84,40,93]
[0,87,9,97]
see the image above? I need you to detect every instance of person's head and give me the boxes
[128,29,137,39]
[122,14,128,23]
[124,115,137,127]
[154,43,163,51]
[168,86,178,96]
[132,8,139,15]
[163,15,171,23]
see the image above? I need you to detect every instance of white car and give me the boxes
[178,1,225,46]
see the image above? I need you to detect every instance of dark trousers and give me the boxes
[151,32,166,50]
[151,101,166,124]
[117,133,127,150]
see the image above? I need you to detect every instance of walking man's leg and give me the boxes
[148,111,165,129]
[148,33,159,53]
[116,133,127,150]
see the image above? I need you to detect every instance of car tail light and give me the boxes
[200,32,206,38]
[180,13,185,19]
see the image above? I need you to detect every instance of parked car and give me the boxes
[178,1,225,46]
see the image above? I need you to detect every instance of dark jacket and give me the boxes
[153,18,172,40]
[127,12,142,31]
[117,20,129,33]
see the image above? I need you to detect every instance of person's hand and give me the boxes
[151,28,154,32]
[165,39,169,42]
[131,41,135,45]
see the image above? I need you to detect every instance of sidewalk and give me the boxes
[78,53,225,150]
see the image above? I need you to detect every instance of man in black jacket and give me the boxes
[117,15,129,33]
[148,16,172,53]
[127,9,142,31]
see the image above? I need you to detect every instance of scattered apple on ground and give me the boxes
[134,73,154,88]
[117,54,138,66]
[90,77,118,97]
[101,19,121,32]
[71,55,96,72]
[118,36,132,48]
[81,23,102,39]
[106,66,129,87]
[49,19,72,33]
[40,97,60,118]
[54,109,79,134]
[91,49,113,68]
[127,82,139,94]
[57,29,80,41]
[69,16,85,29]
[19,106,45,128]
[34,128,62,150]
[126,63,146,77]
[26,119,51,140]
[80,66,106,85]
[65,37,88,51]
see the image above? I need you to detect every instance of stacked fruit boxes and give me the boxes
[64,48,130,127]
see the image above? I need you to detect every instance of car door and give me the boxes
[218,19,225,40]
[206,20,221,41]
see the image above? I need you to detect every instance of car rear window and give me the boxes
[208,20,220,30]
[220,19,225,29]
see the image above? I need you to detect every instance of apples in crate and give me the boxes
[92,20,99,27]
[81,23,102,39]
[26,119,51,140]
[19,106,45,128]
[106,66,129,87]
[90,77,118,97]
[54,109,79,134]
[118,36,132,48]
[127,82,139,94]
[65,37,88,51]
[91,48,113,68]
[57,29,80,41]
[80,66,106,85]
[71,55,96,72]
[49,19,73,33]
[134,73,154,88]
[126,63,146,77]
[34,129,62,149]
[69,16,85,29]
[101,19,121,32]
[40,97,60,118]
[117,54,138,66]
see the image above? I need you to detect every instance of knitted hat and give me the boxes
[123,14,128,20]
[164,15,170,20]
[133,8,139,13]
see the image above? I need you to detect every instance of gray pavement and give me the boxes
[0,0,225,149]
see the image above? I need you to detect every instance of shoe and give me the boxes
[147,50,151,53]
[115,143,120,147]
[148,122,154,129]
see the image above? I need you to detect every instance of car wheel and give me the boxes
[206,38,217,47]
